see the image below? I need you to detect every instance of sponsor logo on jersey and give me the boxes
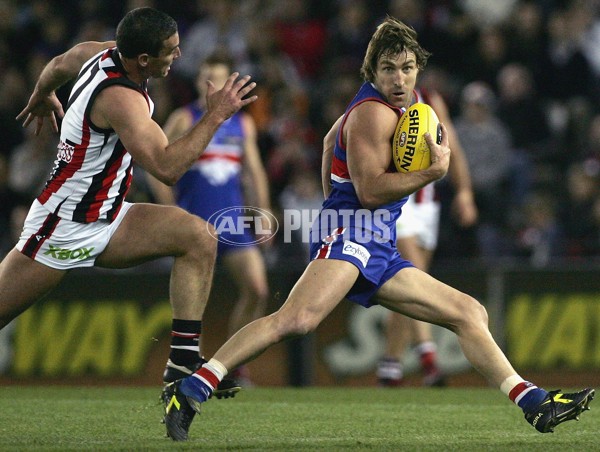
[342,240,371,268]
[43,244,94,260]
[57,141,75,163]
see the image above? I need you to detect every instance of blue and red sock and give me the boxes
[502,376,548,413]
[180,359,226,403]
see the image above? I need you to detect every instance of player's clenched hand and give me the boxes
[205,72,257,123]
[425,122,451,180]
[16,90,64,136]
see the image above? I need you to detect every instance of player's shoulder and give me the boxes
[95,83,146,105]
[350,99,397,120]
[93,84,151,125]
[346,99,398,136]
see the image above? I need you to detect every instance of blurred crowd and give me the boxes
[1,0,600,267]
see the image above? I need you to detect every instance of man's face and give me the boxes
[373,50,419,108]
[196,63,230,98]
[147,33,181,78]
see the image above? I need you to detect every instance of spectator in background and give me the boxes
[386,0,476,74]
[461,0,517,27]
[0,67,27,158]
[8,127,57,201]
[559,160,600,257]
[463,25,510,90]
[496,63,552,203]
[515,191,564,266]
[243,16,308,140]
[324,0,374,74]
[271,0,327,84]
[313,72,361,146]
[582,114,600,164]
[265,110,320,202]
[175,1,250,82]
[536,9,595,139]
[454,81,514,258]
[505,0,547,73]
[0,156,26,257]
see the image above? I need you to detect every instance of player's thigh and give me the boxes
[274,259,359,334]
[222,247,268,295]
[374,267,478,330]
[96,203,214,268]
[0,248,66,324]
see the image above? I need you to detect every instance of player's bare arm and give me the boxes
[346,101,450,209]
[322,116,343,199]
[145,107,194,205]
[428,91,477,226]
[241,113,271,211]
[95,73,257,185]
[16,40,116,135]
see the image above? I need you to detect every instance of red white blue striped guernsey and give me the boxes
[38,47,154,223]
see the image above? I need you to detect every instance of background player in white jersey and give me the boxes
[0,7,256,403]
[377,88,478,387]
[149,52,271,386]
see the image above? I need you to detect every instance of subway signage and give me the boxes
[9,300,171,376]
[506,293,600,369]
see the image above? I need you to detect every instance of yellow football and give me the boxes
[392,103,441,173]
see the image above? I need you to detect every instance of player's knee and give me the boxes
[184,214,217,259]
[248,282,269,305]
[461,295,489,328]
[270,308,317,339]
[288,310,320,337]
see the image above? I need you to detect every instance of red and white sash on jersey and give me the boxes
[38,47,154,223]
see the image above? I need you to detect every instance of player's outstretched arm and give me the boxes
[101,73,257,185]
[16,41,115,135]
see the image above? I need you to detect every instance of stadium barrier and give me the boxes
[1,259,599,386]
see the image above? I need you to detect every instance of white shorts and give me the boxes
[16,199,133,270]
[396,194,441,251]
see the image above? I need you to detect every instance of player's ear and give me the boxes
[137,53,149,68]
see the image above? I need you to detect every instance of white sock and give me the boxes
[500,374,525,396]
[206,358,228,379]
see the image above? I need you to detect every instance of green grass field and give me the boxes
[0,386,597,451]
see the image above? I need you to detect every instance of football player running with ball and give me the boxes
[0,5,256,419]
[163,16,594,441]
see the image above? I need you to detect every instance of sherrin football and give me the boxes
[392,103,441,173]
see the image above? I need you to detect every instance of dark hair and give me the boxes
[116,7,177,58]
[360,16,431,83]
[203,50,235,71]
